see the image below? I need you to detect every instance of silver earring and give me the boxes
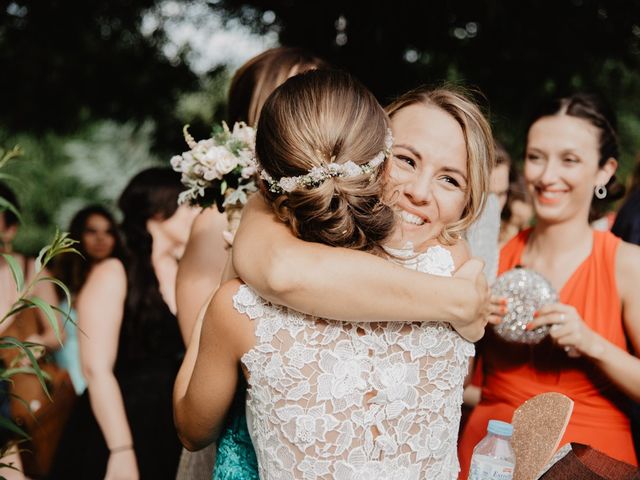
[594,184,607,199]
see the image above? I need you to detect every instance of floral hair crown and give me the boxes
[260,129,394,194]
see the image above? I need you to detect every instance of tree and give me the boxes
[0,0,198,150]
[213,0,640,172]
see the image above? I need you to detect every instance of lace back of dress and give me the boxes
[236,246,474,480]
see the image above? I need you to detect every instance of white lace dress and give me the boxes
[235,245,474,480]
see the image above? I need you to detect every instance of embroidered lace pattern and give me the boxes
[235,245,474,480]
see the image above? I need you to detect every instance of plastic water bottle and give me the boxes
[468,419,516,480]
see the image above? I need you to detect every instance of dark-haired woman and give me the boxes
[53,205,124,395]
[459,94,640,476]
[50,168,197,479]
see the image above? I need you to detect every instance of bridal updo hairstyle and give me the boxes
[256,69,394,251]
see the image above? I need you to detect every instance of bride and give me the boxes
[175,70,494,479]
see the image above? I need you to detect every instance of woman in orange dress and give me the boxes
[459,93,640,477]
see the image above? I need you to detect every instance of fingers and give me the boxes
[485,295,507,325]
[526,308,569,330]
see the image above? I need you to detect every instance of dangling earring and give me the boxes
[594,184,607,200]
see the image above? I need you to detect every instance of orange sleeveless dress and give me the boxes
[458,229,637,479]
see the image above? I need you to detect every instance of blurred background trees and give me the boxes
[2,0,640,251]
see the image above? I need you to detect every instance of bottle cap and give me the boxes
[487,419,513,437]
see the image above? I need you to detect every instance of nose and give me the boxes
[538,158,560,186]
[404,172,432,205]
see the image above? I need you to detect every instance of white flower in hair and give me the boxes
[260,128,394,195]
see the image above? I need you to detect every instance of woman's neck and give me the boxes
[528,217,592,257]
[523,216,594,291]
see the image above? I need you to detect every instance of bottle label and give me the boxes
[468,454,514,480]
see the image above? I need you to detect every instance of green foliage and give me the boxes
[1,121,162,254]
[0,149,79,471]
[213,0,640,181]
[175,68,231,134]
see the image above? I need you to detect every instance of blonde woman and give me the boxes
[176,71,495,478]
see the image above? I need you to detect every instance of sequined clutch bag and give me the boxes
[491,267,558,344]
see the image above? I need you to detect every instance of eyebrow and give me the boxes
[443,166,468,181]
[394,143,422,160]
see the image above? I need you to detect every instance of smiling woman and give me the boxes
[459,93,640,477]
[177,77,497,479]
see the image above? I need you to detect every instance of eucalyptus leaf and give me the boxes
[0,254,24,293]
[0,337,50,399]
[0,197,22,225]
[0,415,29,439]
[27,296,62,346]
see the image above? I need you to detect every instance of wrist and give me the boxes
[110,444,133,454]
[585,331,606,361]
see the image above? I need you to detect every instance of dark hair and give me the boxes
[527,93,625,218]
[495,141,511,167]
[256,69,395,251]
[117,168,183,352]
[0,182,19,227]
[227,47,329,126]
[52,205,124,296]
[501,166,532,223]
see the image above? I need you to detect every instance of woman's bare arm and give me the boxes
[233,195,489,342]
[78,259,138,478]
[528,241,640,402]
[175,208,228,344]
[174,279,251,450]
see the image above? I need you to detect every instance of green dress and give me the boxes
[212,378,258,480]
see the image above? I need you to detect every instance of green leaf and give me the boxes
[0,172,17,183]
[0,145,22,169]
[27,296,62,346]
[34,245,49,274]
[0,415,28,439]
[0,197,22,225]
[0,254,24,293]
[0,337,50,400]
[0,302,30,325]
[34,276,73,322]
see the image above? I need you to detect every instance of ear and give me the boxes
[595,157,618,186]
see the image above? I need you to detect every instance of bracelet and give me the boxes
[110,444,133,454]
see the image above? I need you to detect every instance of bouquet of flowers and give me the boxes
[171,121,258,233]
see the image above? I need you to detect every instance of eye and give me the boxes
[563,156,580,164]
[525,152,543,162]
[394,154,416,168]
[441,175,461,187]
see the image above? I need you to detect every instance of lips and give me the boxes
[535,187,567,205]
[400,209,427,226]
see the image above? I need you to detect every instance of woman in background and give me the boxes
[53,205,124,395]
[50,168,197,479]
[459,93,640,476]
